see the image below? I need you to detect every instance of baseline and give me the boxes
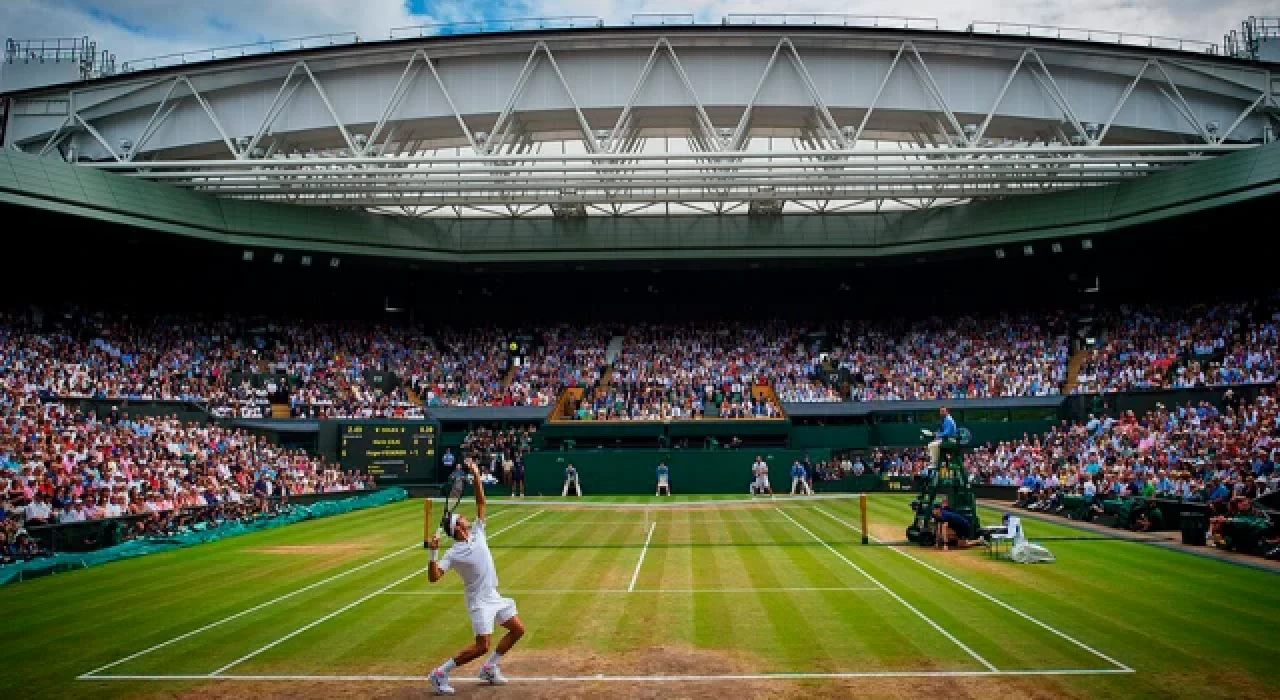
[81,668,1133,683]
[379,586,882,595]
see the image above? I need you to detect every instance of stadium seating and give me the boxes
[1,296,1276,421]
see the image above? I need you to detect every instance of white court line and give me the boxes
[515,519,798,525]
[200,509,544,677]
[81,668,1133,683]
[812,506,1134,673]
[776,508,999,673]
[628,521,657,592]
[484,494,863,508]
[379,586,882,595]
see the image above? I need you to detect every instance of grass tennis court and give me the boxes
[4,494,1278,699]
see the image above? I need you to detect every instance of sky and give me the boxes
[0,0,1274,64]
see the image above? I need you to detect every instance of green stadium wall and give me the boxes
[519,449,833,496]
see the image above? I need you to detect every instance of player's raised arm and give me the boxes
[427,535,445,583]
[470,459,486,520]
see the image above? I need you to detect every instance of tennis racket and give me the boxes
[438,469,469,537]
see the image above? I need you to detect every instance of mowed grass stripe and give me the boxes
[726,510,854,672]
[6,500,447,693]
[753,508,953,671]
[859,496,1279,643]
[514,514,642,652]
[800,504,1110,671]
[777,507,1000,672]
[23,499,421,625]
[115,505,516,675]
[220,510,542,675]
[122,505,511,675]
[850,496,1280,695]
[82,501,443,676]
[852,496,1280,691]
[611,510,694,651]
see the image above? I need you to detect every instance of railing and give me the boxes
[119,32,360,72]
[59,15,1235,77]
[724,14,940,30]
[5,36,91,64]
[5,36,116,76]
[1224,16,1280,60]
[1249,16,1280,38]
[631,14,696,26]
[389,16,602,40]
[968,21,1219,53]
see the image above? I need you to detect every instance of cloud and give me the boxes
[0,0,1273,64]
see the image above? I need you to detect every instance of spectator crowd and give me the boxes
[2,294,1277,424]
[966,391,1280,515]
[0,377,370,561]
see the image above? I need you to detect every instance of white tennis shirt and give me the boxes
[439,518,501,607]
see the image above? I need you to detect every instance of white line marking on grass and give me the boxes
[628,521,657,592]
[205,510,544,677]
[78,507,514,680]
[777,508,999,673]
[81,668,1133,683]
[484,494,864,508]
[379,586,881,595]
[812,506,1133,673]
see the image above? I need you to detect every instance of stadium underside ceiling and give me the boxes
[1,139,1277,263]
[4,26,1278,218]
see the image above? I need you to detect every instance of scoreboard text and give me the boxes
[339,422,437,480]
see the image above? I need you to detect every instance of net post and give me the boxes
[860,493,869,545]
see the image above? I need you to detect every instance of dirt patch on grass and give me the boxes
[505,643,759,677]
[246,544,374,555]
[166,672,1115,700]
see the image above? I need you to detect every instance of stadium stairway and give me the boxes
[605,335,625,364]
[551,386,585,420]
[753,384,786,418]
[1064,349,1089,394]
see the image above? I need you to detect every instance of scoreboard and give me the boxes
[338,422,438,480]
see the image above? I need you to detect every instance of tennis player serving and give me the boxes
[427,459,525,695]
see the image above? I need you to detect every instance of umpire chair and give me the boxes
[906,427,980,546]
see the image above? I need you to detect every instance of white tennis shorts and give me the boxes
[469,595,518,636]
[658,476,669,486]
[754,475,770,490]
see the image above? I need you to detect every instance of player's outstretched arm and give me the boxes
[470,461,486,520]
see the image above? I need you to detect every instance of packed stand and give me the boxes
[1071,299,1279,393]
[505,327,611,408]
[574,322,805,420]
[405,327,606,408]
[966,390,1280,529]
[0,381,370,562]
[835,314,1069,401]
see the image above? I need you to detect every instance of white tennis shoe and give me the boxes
[478,663,508,685]
[429,668,456,695]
